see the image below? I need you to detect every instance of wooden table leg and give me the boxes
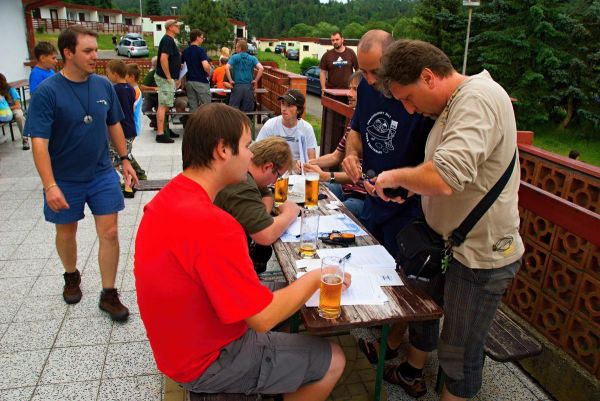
[374,323,390,401]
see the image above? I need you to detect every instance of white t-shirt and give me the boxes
[256,116,317,162]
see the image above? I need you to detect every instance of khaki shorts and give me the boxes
[181,329,331,395]
[155,74,176,107]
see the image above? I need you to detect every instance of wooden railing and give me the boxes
[320,98,600,379]
[257,65,307,116]
[33,18,141,34]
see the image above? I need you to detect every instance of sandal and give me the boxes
[358,337,400,364]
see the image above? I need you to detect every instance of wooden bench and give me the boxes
[435,308,542,393]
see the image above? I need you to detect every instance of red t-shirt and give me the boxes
[135,174,273,383]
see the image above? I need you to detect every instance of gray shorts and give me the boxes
[181,329,331,395]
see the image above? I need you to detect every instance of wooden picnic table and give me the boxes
[272,184,443,401]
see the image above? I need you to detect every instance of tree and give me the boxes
[287,23,316,37]
[364,21,394,34]
[182,0,231,50]
[393,16,427,40]
[342,22,367,40]
[313,22,340,38]
[145,0,161,16]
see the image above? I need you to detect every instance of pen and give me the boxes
[341,253,352,263]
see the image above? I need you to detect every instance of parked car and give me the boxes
[286,49,299,60]
[274,44,286,54]
[247,43,257,55]
[302,66,321,96]
[116,37,149,58]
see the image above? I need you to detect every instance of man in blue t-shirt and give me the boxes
[226,39,264,112]
[182,29,211,111]
[25,26,138,322]
[342,30,433,257]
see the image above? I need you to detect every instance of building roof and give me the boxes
[147,15,181,22]
[228,18,246,27]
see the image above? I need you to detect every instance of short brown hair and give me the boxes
[125,63,140,81]
[379,40,454,87]
[189,29,205,42]
[237,39,248,52]
[107,60,126,78]
[58,26,98,60]
[182,104,251,169]
[250,137,293,171]
[34,41,57,60]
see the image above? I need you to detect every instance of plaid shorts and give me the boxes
[155,74,176,107]
[109,137,134,168]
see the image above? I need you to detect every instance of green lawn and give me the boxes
[305,113,322,144]
[257,50,301,74]
[34,32,156,57]
[531,124,600,166]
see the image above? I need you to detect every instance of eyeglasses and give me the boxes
[272,166,284,180]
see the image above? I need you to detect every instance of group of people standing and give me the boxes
[21,21,524,401]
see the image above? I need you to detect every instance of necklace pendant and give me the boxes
[83,115,93,124]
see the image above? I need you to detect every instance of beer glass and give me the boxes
[274,171,290,205]
[318,256,344,319]
[299,209,319,258]
[304,172,320,209]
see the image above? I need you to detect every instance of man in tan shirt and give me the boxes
[371,40,523,401]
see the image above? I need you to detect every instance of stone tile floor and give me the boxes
[0,119,554,400]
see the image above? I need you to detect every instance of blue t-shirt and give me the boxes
[29,66,55,95]
[227,52,258,84]
[7,87,20,105]
[24,73,124,182]
[182,44,209,83]
[113,83,136,139]
[351,79,434,222]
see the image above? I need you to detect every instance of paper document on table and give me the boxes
[295,259,403,286]
[300,272,388,307]
[280,214,368,242]
[179,63,188,80]
[317,245,396,270]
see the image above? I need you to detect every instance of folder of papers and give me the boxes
[280,213,368,242]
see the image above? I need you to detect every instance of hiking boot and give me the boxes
[99,288,129,322]
[63,270,82,304]
[155,134,174,143]
[384,365,427,398]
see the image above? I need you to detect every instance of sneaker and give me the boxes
[123,188,135,198]
[99,288,129,322]
[63,270,82,304]
[22,139,30,150]
[384,364,427,398]
[155,134,174,143]
[169,131,180,138]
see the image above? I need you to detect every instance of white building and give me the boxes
[257,37,358,63]
[0,1,31,81]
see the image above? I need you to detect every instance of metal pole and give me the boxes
[462,6,473,75]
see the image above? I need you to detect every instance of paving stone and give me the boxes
[98,375,162,401]
[31,381,100,401]
[40,345,106,384]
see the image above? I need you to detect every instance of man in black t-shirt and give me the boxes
[155,19,183,144]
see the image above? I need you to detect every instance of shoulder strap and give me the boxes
[449,150,517,247]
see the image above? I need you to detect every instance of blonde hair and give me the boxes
[220,47,231,58]
[250,137,293,171]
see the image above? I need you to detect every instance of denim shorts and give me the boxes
[44,170,125,224]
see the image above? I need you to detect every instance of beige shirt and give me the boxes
[422,70,524,269]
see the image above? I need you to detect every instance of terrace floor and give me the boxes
[0,118,554,401]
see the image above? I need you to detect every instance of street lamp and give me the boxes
[462,1,481,75]
[171,6,178,16]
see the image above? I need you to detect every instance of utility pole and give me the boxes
[462,1,481,75]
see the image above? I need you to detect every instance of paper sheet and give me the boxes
[280,213,368,242]
[317,245,396,270]
[300,272,388,307]
[178,62,188,80]
[295,258,404,287]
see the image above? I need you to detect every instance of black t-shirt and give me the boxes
[156,35,181,79]
[113,83,136,139]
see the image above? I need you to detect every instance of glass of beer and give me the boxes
[299,209,319,258]
[305,172,320,209]
[318,256,345,319]
[274,171,290,205]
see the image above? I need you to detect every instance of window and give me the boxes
[156,24,161,31]
[269,42,273,46]
[78,13,85,22]
[132,40,146,47]
[32,8,41,19]
[303,45,309,51]
[125,18,132,25]
[103,15,109,23]
[288,43,294,47]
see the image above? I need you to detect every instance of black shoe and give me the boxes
[169,131,180,138]
[63,270,82,304]
[123,188,135,198]
[99,288,129,322]
[156,134,174,143]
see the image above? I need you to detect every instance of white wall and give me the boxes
[0,1,31,81]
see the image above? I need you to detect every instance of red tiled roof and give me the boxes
[228,18,246,27]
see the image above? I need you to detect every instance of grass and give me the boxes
[34,32,156,57]
[257,50,302,74]
[531,124,600,167]
[305,112,322,144]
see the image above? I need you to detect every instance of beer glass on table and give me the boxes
[318,256,344,319]
[304,172,319,209]
[274,171,290,205]
[299,209,319,258]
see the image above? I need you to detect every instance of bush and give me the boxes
[300,57,319,72]
[265,48,272,52]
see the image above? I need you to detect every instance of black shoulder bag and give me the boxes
[396,151,517,281]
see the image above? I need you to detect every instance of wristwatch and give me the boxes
[119,153,133,163]
[329,172,336,183]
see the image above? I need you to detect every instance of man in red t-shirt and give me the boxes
[135,103,349,400]
[319,31,359,94]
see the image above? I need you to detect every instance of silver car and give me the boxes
[116,37,149,58]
